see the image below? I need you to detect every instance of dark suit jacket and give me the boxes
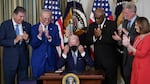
[57,49,93,73]
[30,23,61,79]
[86,19,118,69]
[0,19,31,80]
[122,17,139,66]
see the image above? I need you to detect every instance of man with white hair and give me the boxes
[57,35,93,73]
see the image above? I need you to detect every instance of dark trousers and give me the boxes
[122,56,133,84]
[95,63,117,84]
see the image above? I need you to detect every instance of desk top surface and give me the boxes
[39,71,105,80]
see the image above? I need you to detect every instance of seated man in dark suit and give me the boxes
[57,35,93,73]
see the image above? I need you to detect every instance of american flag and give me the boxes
[89,0,113,23]
[44,0,64,56]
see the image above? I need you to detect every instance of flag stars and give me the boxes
[105,13,108,16]
[93,8,96,11]
[52,11,54,14]
[55,1,58,4]
[44,0,62,22]
[55,6,58,10]
[91,0,113,20]
[105,3,108,6]
[48,6,51,9]
[45,5,48,9]
[102,3,104,6]
[45,0,48,3]
[49,1,52,4]
[94,3,96,6]
[59,12,61,15]
[105,8,108,11]
[55,12,58,14]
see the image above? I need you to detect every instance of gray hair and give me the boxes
[40,9,52,16]
[123,2,137,13]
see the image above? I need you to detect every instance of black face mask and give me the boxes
[70,46,78,52]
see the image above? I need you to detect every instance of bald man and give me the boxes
[86,8,118,84]
[57,35,93,73]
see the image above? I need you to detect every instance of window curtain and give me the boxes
[0,0,44,84]
[0,0,44,24]
[0,0,67,83]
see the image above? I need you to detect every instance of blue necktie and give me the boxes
[72,52,77,64]
[16,24,19,35]
[127,21,131,30]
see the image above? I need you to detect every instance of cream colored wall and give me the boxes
[135,0,150,21]
[80,0,94,21]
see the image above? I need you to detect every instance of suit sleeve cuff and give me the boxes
[99,36,102,40]
[62,53,67,59]
[37,35,42,40]
[81,51,85,57]
[93,36,96,42]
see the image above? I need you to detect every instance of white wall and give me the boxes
[80,0,150,21]
[135,0,150,21]
[80,0,94,21]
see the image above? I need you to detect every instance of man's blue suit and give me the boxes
[0,19,31,84]
[57,49,94,73]
[30,23,61,79]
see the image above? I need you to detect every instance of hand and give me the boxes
[14,35,23,44]
[38,25,43,37]
[94,28,102,38]
[63,45,70,55]
[65,29,72,38]
[112,31,121,41]
[122,34,130,47]
[78,45,84,54]
[45,29,51,39]
[122,28,129,35]
[22,31,29,41]
[118,27,122,36]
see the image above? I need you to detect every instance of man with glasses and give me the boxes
[30,9,61,79]
[86,8,118,84]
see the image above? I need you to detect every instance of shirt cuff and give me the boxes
[93,35,102,42]
[93,36,96,42]
[81,51,85,57]
[62,53,67,59]
[64,35,69,43]
[37,35,42,40]
[99,36,102,40]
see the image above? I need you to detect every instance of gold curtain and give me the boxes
[0,0,44,83]
[0,0,44,24]
[0,0,67,83]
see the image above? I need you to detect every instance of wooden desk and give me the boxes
[39,71,104,84]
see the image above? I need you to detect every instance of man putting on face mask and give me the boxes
[57,35,93,73]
